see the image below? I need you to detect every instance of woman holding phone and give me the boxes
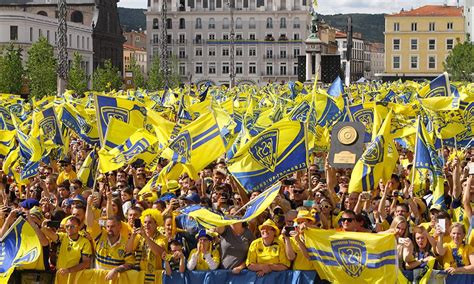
[435,223,474,274]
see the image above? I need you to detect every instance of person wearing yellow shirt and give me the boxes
[41,217,91,282]
[435,223,474,274]
[246,219,290,277]
[282,210,315,270]
[126,209,167,283]
[56,157,77,185]
[187,229,220,271]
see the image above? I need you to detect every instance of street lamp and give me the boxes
[57,0,68,95]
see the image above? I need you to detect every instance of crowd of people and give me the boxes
[1,137,474,282]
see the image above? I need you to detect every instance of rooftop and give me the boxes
[387,5,463,17]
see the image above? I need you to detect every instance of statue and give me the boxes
[308,5,319,40]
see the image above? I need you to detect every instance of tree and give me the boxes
[168,55,182,88]
[129,57,145,89]
[0,44,24,95]
[26,37,57,98]
[92,59,122,92]
[67,52,89,96]
[147,55,164,91]
[444,38,474,82]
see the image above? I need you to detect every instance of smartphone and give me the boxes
[303,200,314,207]
[284,226,295,237]
[98,219,106,227]
[47,220,61,229]
[438,218,446,233]
[320,178,327,184]
[469,162,474,175]
[134,218,142,228]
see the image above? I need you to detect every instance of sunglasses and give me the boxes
[340,217,354,223]
[294,190,305,194]
[65,225,77,229]
[70,186,79,190]
[322,204,331,209]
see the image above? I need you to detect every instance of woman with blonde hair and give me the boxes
[435,223,474,274]
[383,216,415,269]
[406,226,437,269]
[126,208,167,283]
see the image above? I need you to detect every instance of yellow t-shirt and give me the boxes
[89,226,134,270]
[441,241,474,269]
[56,232,92,269]
[132,233,168,282]
[57,170,77,185]
[246,238,290,267]
[188,248,220,270]
[290,237,313,270]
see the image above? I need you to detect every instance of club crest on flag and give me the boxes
[331,239,367,278]
[11,248,39,266]
[361,136,384,166]
[352,108,373,137]
[249,130,278,172]
[77,115,92,134]
[169,130,192,163]
[101,107,129,124]
[111,139,152,164]
[291,101,310,122]
[39,116,57,140]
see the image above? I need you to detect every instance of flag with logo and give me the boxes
[77,150,98,189]
[31,106,64,146]
[349,110,398,193]
[0,217,42,282]
[181,182,281,228]
[418,72,460,111]
[59,103,100,146]
[304,229,397,284]
[228,120,308,192]
[95,94,148,146]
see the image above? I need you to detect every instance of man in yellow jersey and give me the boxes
[57,157,77,185]
[41,217,91,276]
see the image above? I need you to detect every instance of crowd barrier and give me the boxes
[7,269,474,284]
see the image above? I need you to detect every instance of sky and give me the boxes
[118,0,462,14]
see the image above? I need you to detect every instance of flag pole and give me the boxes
[411,116,421,186]
[231,182,281,217]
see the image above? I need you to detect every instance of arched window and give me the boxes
[179,18,186,29]
[235,17,242,29]
[37,11,48,17]
[266,17,273,29]
[223,17,229,29]
[195,18,202,29]
[249,17,256,29]
[293,17,300,28]
[209,18,215,29]
[153,18,159,29]
[280,17,286,28]
[70,11,83,24]
[166,18,172,29]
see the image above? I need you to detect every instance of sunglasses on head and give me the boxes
[340,217,354,223]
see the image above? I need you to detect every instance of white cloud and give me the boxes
[118,0,463,13]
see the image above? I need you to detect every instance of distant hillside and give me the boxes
[118,8,385,43]
[320,13,385,43]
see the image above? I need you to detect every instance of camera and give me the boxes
[283,226,295,237]
[283,178,296,186]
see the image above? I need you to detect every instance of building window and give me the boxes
[249,17,256,29]
[393,39,400,50]
[266,48,273,58]
[280,64,286,75]
[167,34,172,44]
[209,47,216,56]
[209,33,215,40]
[223,33,229,40]
[10,26,18,41]
[410,56,418,69]
[429,22,435,31]
[179,34,186,43]
[249,63,256,74]
[280,49,286,58]
[293,17,300,29]
[411,22,417,31]
[293,48,300,56]
[195,62,203,74]
[195,18,202,29]
[428,55,436,69]
[153,34,159,44]
[447,22,453,30]
[280,17,286,29]
[293,33,300,40]
[179,63,186,76]
[428,39,436,50]
[71,11,83,24]
[236,48,243,56]
[266,64,273,75]
[153,18,159,29]
[179,48,186,58]
[410,39,418,50]
[293,63,298,75]
[249,47,256,56]
[266,17,273,29]
[222,47,229,56]
[179,18,186,29]
[393,56,400,69]
[236,33,243,40]
[393,22,399,31]
[195,48,203,56]
[236,62,243,74]
[37,10,48,16]
[209,18,215,29]
[446,39,454,50]
[223,18,229,29]
[166,18,172,29]
[30,27,33,41]
[209,62,216,74]
[236,17,242,29]
[249,33,256,40]
[222,62,229,74]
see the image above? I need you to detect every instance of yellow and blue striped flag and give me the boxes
[59,103,100,146]
[0,130,16,158]
[228,120,308,192]
[0,217,41,282]
[31,106,64,146]
[304,229,397,284]
[418,73,460,111]
[77,150,98,189]
[0,106,14,130]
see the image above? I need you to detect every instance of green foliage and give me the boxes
[129,57,146,89]
[26,37,57,98]
[319,13,385,43]
[118,8,146,32]
[168,55,182,88]
[444,40,474,82]
[92,59,123,92]
[147,55,182,91]
[0,43,24,94]
[67,52,89,96]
